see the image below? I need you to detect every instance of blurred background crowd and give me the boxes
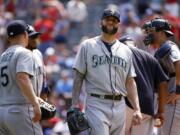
[0,0,179,134]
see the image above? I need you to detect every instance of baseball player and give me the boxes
[26,24,49,101]
[0,20,42,135]
[71,8,142,135]
[119,36,169,135]
[142,18,180,135]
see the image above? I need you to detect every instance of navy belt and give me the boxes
[90,93,122,100]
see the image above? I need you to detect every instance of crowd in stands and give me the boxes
[0,0,179,134]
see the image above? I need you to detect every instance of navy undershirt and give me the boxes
[102,40,116,53]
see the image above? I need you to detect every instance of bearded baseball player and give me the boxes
[0,20,42,135]
[143,18,180,135]
[26,24,50,101]
[71,8,142,135]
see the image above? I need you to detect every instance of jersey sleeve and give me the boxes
[73,42,87,75]
[33,49,46,76]
[33,49,43,61]
[127,50,136,78]
[16,49,34,76]
[170,45,180,63]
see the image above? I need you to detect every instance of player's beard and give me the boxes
[101,24,118,35]
[27,38,39,50]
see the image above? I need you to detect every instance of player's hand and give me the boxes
[166,93,180,105]
[154,113,164,127]
[132,110,142,126]
[32,101,41,123]
[37,97,44,103]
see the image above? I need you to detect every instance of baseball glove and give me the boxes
[67,108,90,135]
[38,98,56,120]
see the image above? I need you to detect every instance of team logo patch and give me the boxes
[91,55,127,71]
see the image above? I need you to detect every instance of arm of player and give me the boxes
[155,81,168,127]
[16,72,41,122]
[126,77,142,125]
[40,81,50,101]
[157,81,168,114]
[71,69,85,108]
[167,61,180,104]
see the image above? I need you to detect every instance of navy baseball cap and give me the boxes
[102,8,120,22]
[7,20,27,37]
[27,25,41,37]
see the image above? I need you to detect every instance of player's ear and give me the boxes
[24,32,29,44]
[22,31,28,38]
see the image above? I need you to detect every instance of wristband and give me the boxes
[176,85,180,94]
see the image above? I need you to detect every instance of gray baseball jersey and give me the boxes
[0,45,43,135]
[31,49,45,97]
[168,40,180,93]
[161,40,180,135]
[73,36,136,135]
[73,36,136,96]
[0,45,34,105]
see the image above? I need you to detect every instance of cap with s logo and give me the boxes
[102,8,120,22]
